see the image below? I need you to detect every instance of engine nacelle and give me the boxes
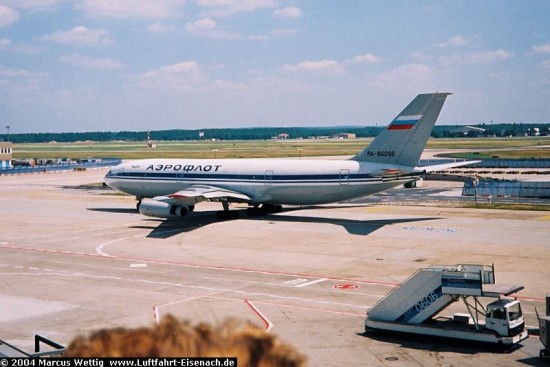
[139,200,190,219]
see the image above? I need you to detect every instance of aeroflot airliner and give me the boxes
[104,93,474,219]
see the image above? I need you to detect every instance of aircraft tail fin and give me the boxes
[352,92,451,167]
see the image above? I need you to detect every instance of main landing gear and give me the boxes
[216,200,239,220]
[246,204,283,216]
[216,203,283,220]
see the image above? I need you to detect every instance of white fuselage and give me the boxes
[104,158,418,205]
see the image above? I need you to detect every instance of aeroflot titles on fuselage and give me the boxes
[145,164,223,172]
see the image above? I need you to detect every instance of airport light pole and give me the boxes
[5,125,9,142]
[473,176,479,204]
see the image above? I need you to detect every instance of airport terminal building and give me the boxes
[0,142,12,168]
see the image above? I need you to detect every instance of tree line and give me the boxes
[4,123,549,143]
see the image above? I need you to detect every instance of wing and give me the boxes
[155,184,251,207]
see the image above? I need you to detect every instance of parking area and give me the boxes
[0,168,549,366]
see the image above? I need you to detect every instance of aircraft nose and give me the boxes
[103,169,117,189]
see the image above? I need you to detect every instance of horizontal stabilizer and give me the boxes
[416,160,481,173]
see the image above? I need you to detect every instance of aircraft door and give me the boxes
[176,166,184,185]
[264,170,274,186]
[339,169,350,185]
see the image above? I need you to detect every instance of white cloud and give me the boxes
[133,61,249,92]
[148,22,177,33]
[185,18,267,40]
[281,60,344,74]
[272,6,301,19]
[439,49,513,64]
[283,53,381,75]
[0,65,49,93]
[411,51,433,62]
[210,79,247,91]
[36,26,112,46]
[57,53,123,70]
[0,37,42,54]
[433,35,469,48]
[145,61,200,77]
[270,28,297,36]
[350,53,382,64]
[76,0,185,19]
[370,63,433,87]
[134,61,207,92]
[185,18,217,33]
[0,5,19,26]
[0,66,48,79]
[197,0,276,17]
[533,43,550,54]
[5,0,67,10]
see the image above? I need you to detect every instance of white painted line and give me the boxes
[130,263,147,268]
[153,306,160,324]
[284,278,308,286]
[95,238,127,257]
[294,278,328,288]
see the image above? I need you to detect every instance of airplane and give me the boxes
[104,92,476,220]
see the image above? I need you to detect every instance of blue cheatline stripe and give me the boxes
[106,172,420,185]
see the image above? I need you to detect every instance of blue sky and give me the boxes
[0,0,549,133]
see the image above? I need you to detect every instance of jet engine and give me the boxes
[138,200,193,219]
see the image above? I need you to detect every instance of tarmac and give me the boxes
[0,168,549,366]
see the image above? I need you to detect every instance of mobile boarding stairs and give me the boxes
[365,264,528,346]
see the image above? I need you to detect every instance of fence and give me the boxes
[0,159,121,175]
[462,180,550,198]
[419,158,550,169]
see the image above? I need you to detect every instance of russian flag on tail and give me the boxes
[388,115,423,130]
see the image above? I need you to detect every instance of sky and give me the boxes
[0,0,549,134]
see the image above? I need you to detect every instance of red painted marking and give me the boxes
[244,299,272,331]
[2,244,548,303]
[0,243,399,287]
[333,284,359,290]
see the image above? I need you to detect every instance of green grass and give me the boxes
[12,139,373,160]
[10,136,550,160]
[428,137,550,159]
[461,202,550,211]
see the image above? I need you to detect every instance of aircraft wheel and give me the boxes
[136,200,142,211]
[247,206,267,216]
[261,204,282,214]
[216,211,239,220]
